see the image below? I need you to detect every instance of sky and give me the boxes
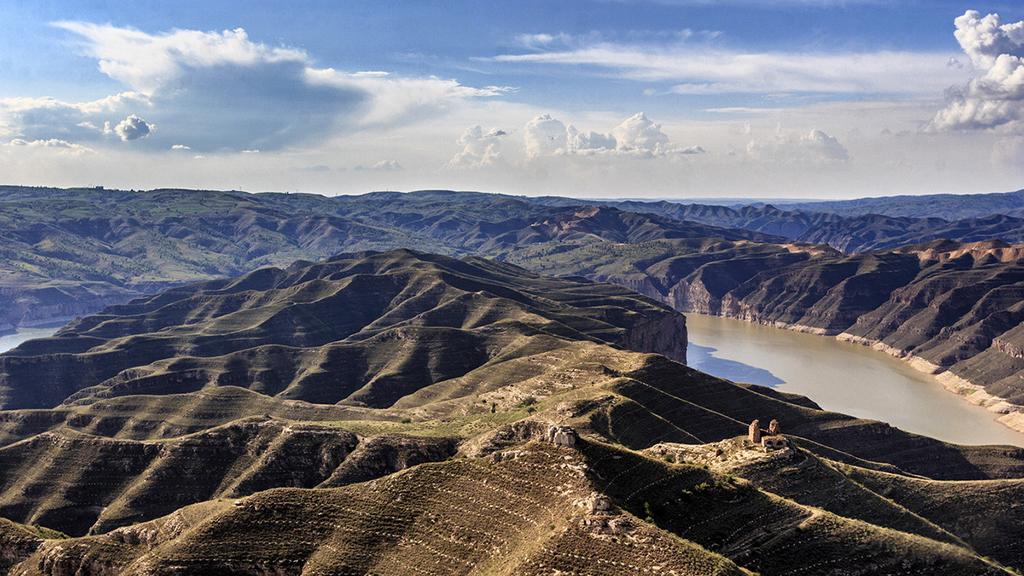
[1,0,1023,199]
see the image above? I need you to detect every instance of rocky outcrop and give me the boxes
[0,519,49,574]
[619,312,687,363]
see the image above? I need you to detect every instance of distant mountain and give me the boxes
[781,188,1024,220]
[0,186,773,330]
[2,250,1022,574]
[528,196,1024,253]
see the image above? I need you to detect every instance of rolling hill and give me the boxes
[1,250,1024,574]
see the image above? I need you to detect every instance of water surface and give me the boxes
[4,319,1022,447]
[0,327,59,354]
[686,313,1024,448]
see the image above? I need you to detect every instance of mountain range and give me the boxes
[3,185,1024,433]
[2,250,1023,575]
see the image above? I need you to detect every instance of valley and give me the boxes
[8,3,1024,573]
[4,186,1024,435]
[3,189,1024,574]
[2,250,1024,575]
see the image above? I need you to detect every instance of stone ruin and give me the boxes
[578,492,637,537]
[748,418,788,452]
[546,425,577,448]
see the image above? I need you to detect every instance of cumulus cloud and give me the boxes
[447,125,506,168]
[110,114,154,141]
[0,92,147,143]
[521,112,698,158]
[170,144,191,150]
[524,114,568,157]
[931,11,1024,132]
[746,127,849,162]
[567,125,617,152]
[800,129,849,160]
[2,22,506,152]
[612,112,671,154]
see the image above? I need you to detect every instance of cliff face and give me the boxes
[0,520,48,574]
[619,312,687,363]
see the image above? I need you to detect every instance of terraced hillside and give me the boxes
[2,250,1024,575]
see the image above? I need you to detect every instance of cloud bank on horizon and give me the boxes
[0,1,1021,198]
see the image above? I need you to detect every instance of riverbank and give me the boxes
[685,313,1024,447]
[691,308,1024,438]
[836,332,1024,435]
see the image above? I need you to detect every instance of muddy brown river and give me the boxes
[686,313,1024,448]
[4,319,1022,447]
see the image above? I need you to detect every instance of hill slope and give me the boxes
[2,250,1024,574]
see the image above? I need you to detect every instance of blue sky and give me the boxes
[1,1,1022,198]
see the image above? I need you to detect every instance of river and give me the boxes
[3,319,1022,447]
[0,327,59,354]
[686,313,1024,448]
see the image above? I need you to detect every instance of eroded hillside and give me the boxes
[1,250,1023,575]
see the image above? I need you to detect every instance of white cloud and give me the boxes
[567,125,617,152]
[16,22,505,152]
[0,93,148,143]
[612,112,670,153]
[6,138,93,154]
[931,11,1024,132]
[746,127,849,162]
[489,41,967,96]
[170,144,191,150]
[800,129,849,161]
[447,125,506,168]
[522,112,698,158]
[524,114,568,157]
[112,114,154,141]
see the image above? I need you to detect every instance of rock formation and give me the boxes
[748,419,761,444]
[547,425,578,448]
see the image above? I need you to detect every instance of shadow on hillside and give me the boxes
[686,343,785,387]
